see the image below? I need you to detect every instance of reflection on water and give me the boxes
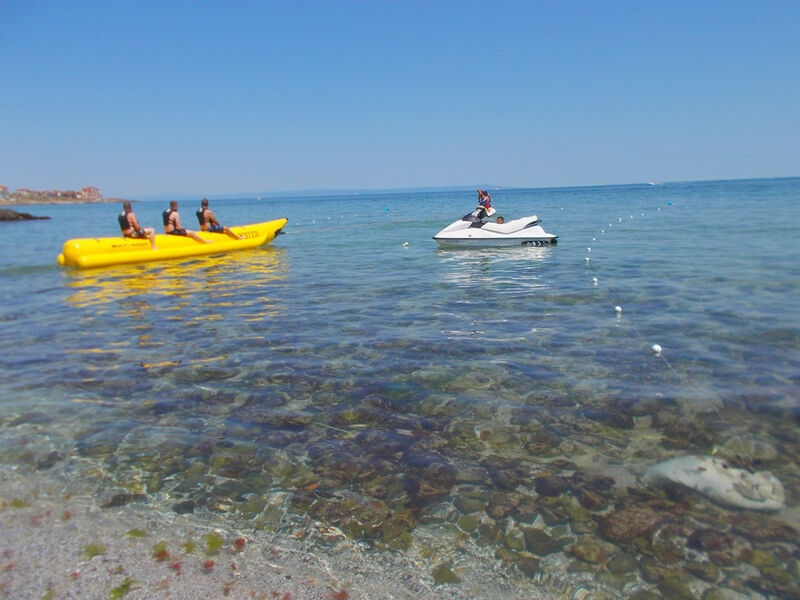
[436,244,554,264]
[64,247,288,322]
[436,246,553,293]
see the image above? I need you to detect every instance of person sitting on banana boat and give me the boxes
[163,200,209,243]
[196,198,240,239]
[118,201,157,249]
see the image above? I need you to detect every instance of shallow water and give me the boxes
[1,178,799,597]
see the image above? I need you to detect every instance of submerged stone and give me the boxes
[522,527,568,556]
[606,551,638,575]
[658,577,695,600]
[569,536,612,564]
[643,455,785,511]
[100,491,146,508]
[431,564,461,585]
[535,475,570,497]
[172,500,195,514]
[685,560,719,582]
[599,505,667,547]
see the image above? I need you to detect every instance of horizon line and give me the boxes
[128,174,799,202]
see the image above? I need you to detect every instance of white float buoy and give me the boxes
[402,242,409,248]
[615,305,622,314]
[587,247,591,252]
[592,277,598,285]
[601,229,605,234]
[592,237,596,241]
[652,344,662,355]
[585,257,590,262]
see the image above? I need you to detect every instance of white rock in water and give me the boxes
[642,455,785,511]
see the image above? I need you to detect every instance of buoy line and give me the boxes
[288,214,430,236]
[582,203,754,462]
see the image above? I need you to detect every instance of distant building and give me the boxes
[0,185,8,196]
[82,186,102,201]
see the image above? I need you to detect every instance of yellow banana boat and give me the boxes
[57,218,287,268]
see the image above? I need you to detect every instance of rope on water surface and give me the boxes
[579,204,754,463]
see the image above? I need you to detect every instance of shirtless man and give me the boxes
[196,198,240,239]
[118,201,157,249]
[163,201,209,243]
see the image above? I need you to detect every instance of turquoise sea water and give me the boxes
[1,178,799,597]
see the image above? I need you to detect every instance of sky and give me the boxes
[1,1,798,198]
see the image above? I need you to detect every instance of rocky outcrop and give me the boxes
[0,208,50,221]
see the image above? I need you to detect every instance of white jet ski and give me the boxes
[433,207,558,248]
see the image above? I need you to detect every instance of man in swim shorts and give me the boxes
[163,201,209,243]
[118,201,157,249]
[196,198,240,239]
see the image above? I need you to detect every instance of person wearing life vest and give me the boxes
[469,189,496,221]
[477,189,492,212]
[163,200,209,243]
[118,201,157,249]
[196,198,240,239]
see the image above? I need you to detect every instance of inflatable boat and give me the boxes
[57,218,287,269]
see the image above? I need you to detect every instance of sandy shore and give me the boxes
[0,466,556,600]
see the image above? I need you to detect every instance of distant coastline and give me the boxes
[0,185,127,206]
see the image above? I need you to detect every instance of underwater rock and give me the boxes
[606,551,638,575]
[581,407,634,430]
[485,490,523,520]
[452,487,489,514]
[522,526,569,556]
[494,547,540,577]
[658,577,695,600]
[568,536,612,564]
[172,500,195,514]
[685,560,720,583]
[729,512,799,543]
[535,476,570,497]
[746,568,800,599]
[703,588,759,600]
[642,455,785,511]
[355,428,415,457]
[716,435,779,464]
[100,491,146,508]
[408,461,456,505]
[431,564,461,585]
[599,505,668,547]
[575,488,608,510]
[629,593,661,600]
[36,451,62,470]
[687,528,750,567]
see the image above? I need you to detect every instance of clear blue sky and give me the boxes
[2,1,798,198]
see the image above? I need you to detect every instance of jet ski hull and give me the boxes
[433,214,558,248]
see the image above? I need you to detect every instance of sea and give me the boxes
[1,177,799,598]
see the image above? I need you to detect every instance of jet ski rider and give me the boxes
[465,188,496,225]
